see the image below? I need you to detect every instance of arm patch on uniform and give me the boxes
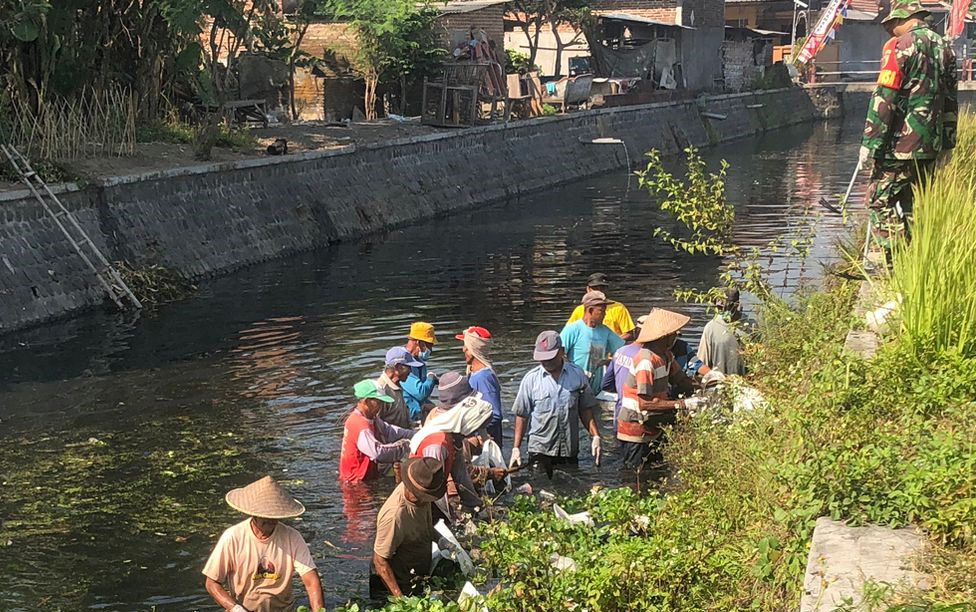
[877,38,903,89]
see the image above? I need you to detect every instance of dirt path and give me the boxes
[1,119,445,191]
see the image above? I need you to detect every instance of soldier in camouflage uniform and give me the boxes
[860,0,957,253]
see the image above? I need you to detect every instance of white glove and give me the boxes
[858,145,872,170]
[508,446,521,469]
[683,396,709,415]
[591,435,602,466]
[231,605,249,612]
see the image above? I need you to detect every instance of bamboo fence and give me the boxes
[1,86,137,160]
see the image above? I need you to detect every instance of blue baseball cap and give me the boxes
[386,346,423,368]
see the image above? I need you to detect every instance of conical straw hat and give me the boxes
[635,308,691,343]
[225,475,306,519]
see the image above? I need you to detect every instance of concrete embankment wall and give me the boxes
[0,88,822,334]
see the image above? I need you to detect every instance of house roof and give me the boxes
[596,12,696,28]
[843,0,947,19]
[725,24,789,35]
[439,0,510,14]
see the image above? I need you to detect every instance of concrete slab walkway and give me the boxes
[801,517,931,612]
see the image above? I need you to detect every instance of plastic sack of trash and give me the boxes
[700,374,767,421]
[472,439,511,492]
[732,384,766,415]
[430,541,442,574]
[553,503,594,527]
[550,553,578,571]
[866,299,899,335]
[458,581,488,612]
[434,519,475,575]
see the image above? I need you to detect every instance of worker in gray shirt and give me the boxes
[509,330,602,474]
[697,287,746,377]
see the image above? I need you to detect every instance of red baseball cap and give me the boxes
[455,325,492,341]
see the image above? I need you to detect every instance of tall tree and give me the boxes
[0,0,200,119]
[160,0,285,158]
[322,0,443,119]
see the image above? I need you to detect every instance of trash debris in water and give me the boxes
[550,553,578,571]
[458,581,488,611]
[473,439,511,492]
[434,519,474,575]
[553,503,594,526]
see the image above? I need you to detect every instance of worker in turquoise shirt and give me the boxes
[560,291,625,394]
[401,322,439,422]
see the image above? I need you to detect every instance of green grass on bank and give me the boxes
[337,277,976,612]
[474,283,975,612]
[137,117,258,153]
[891,113,976,358]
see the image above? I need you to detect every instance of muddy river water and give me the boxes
[0,120,863,611]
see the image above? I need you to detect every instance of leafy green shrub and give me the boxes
[136,119,196,144]
[137,118,256,153]
[213,124,258,152]
[469,276,976,610]
[504,50,538,75]
[890,113,976,357]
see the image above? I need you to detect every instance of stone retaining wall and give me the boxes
[0,88,821,334]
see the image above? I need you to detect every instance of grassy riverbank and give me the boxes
[342,120,976,612]
[476,281,975,611]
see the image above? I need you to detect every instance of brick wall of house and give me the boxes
[591,1,678,22]
[504,19,589,76]
[293,22,360,120]
[590,0,723,27]
[301,22,359,60]
[722,39,771,91]
[435,6,506,62]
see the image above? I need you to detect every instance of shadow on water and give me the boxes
[0,120,865,611]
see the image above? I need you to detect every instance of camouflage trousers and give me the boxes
[864,159,936,250]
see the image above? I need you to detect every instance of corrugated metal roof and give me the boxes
[725,24,788,35]
[597,12,696,29]
[438,0,510,14]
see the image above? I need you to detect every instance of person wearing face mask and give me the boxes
[376,347,424,429]
[402,322,439,422]
[617,308,701,469]
[697,288,745,377]
[456,326,504,450]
